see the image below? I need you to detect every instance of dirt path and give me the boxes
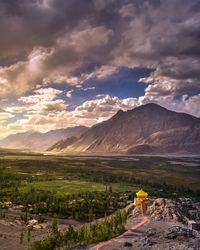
[91,216,149,250]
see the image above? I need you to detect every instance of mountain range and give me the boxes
[48,103,200,154]
[0,126,88,151]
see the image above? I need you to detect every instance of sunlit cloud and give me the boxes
[66,90,74,98]
[0,112,14,122]
[6,88,68,114]
[0,0,200,137]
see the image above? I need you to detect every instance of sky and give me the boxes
[0,0,200,138]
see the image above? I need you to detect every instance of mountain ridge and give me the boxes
[48,103,200,154]
[0,126,88,151]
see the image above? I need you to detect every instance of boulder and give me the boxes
[28,219,38,227]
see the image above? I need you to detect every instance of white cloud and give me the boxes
[74,94,138,123]
[19,87,62,104]
[5,94,138,133]
[6,106,30,114]
[4,91,200,136]
[139,57,200,98]
[6,87,67,114]
[0,112,14,122]
[81,65,118,81]
[43,75,80,86]
[66,90,74,98]
[81,86,96,91]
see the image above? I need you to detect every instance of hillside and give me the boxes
[0,126,88,151]
[90,198,200,250]
[48,103,200,154]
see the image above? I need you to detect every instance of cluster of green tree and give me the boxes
[31,209,127,250]
[0,170,55,189]
[2,187,132,221]
[1,155,200,199]
[2,166,199,199]
[139,180,200,201]
[0,171,24,188]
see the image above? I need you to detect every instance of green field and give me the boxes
[1,153,200,189]
[11,180,134,196]
[1,152,200,198]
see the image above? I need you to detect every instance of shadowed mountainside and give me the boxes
[48,103,200,154]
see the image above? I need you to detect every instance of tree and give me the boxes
[51,217,58,236]
[109,185,113,193]
[88,209,94,222]
[27,228,31,243]
[20,231,24,244]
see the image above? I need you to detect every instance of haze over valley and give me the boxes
[0,126,87,151]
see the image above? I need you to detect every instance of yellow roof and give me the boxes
[136,189,148,197]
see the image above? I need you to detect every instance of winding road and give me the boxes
[91,216,149,250]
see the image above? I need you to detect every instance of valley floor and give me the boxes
[0,152,200,249]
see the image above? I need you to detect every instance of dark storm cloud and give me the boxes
[0,0,92,64]
[0,0,200,97]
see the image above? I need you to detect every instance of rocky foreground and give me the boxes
[132,198,189,223]
[88,198,200,250]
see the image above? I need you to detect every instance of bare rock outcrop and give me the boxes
[132,198,188,223]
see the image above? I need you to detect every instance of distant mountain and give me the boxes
[48,136,78,152]
[0,126,88,151]
[48,103,200,154]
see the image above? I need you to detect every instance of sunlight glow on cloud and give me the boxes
[0,0,200,136]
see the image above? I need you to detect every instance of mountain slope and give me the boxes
[47,136,78,152]
[0,126,88,151]
[48,103,200,154]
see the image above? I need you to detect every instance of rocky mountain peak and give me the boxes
[48,103,200,154]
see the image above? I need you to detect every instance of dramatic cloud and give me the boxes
[4,91,200,136]
[1,0,200,136]
[140,57,200,97]
[6,87,67,114]
[5,94,138,134]
[74,94,138,122]
[1,0,199,96]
